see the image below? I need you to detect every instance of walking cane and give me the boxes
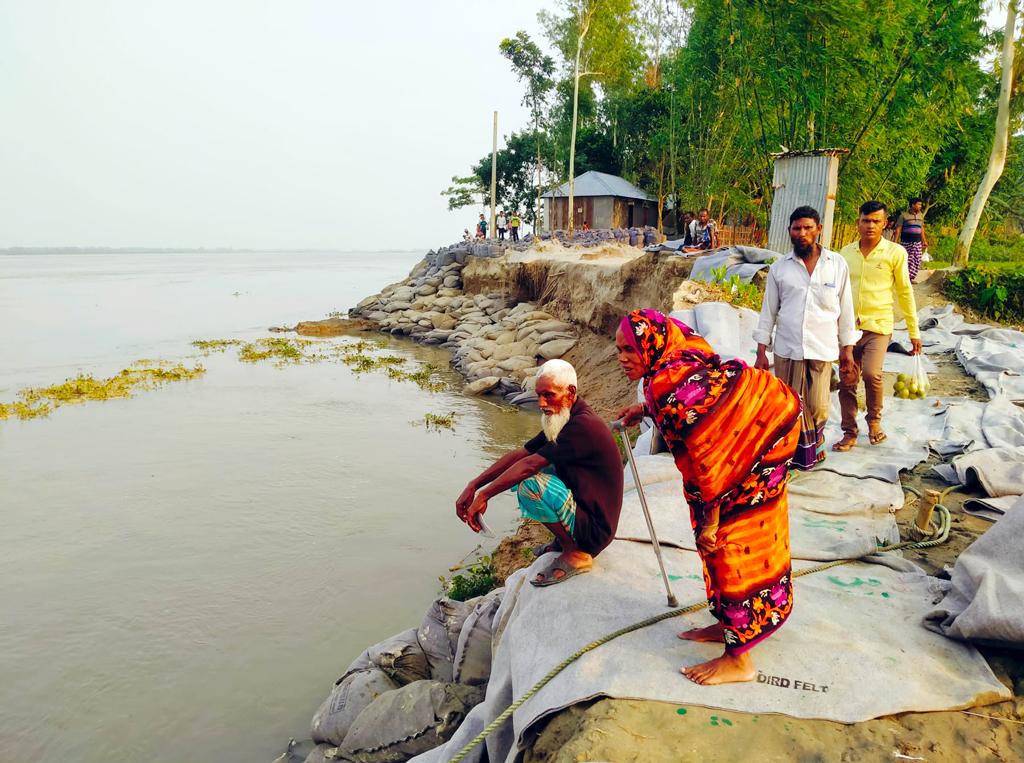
[610,419,679,607]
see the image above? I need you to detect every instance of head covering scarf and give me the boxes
[618,309,700,377]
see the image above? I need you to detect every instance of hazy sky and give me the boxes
[1,1,551,250]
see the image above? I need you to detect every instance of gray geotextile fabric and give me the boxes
[614,454,901,562]
[925,499,1024,645]
[689,246,777,284]
[932,445,1024,521]
[411,541,1010,763]
[956,328,1024,402]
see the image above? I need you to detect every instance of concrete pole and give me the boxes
[490,111,498,240]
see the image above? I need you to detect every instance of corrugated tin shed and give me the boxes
[767,149,850,255]
[541,171,651,201]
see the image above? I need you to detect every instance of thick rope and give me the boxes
[447,504,952,763]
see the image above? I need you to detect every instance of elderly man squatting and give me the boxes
[455,359,623,587]
[754,205,856,470]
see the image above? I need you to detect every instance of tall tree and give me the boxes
[543,0,639,233]
[500,32,556,234]
[954,1,1019,267]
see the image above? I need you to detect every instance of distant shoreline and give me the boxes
[0,247,427,255]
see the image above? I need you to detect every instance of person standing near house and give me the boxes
[833,200,922,452]
[895,197,928,281]
[477,213,488,239]
[754,206,856,470]
[509,211,521,242]
[496,210,507,241]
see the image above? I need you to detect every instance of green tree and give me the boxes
[500,31,556,233]
[955,1,1020,267]
[542,0,640,233]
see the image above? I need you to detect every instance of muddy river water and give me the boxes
[0,251,538,762]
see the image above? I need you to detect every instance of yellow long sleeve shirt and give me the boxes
[839,237,920,339]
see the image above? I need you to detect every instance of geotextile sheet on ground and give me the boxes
[411,539,1010,763]
[615,455,902,562]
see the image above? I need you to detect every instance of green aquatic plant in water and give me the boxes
[238,337,314,364]
[0,362,206,421]
[191,339,243,354]
[422,411,458,431]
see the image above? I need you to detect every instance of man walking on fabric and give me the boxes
[833,200,922,451]
[754,206,856,470]
[456,359,623,587]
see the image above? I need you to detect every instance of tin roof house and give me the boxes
[541,171,657,231]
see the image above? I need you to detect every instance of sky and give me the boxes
[1,2,1013,251]
[0,1,551,251]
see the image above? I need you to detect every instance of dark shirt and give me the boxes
[524,398,624,555]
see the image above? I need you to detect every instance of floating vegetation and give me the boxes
[0,362,206,421]
[190,336,448,391]
[238,337,314,364]
[191,339,243,354]
[421,411,458,431]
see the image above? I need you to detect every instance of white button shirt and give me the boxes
[753,248,857,362]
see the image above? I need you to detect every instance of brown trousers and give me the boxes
[838,331,890,436]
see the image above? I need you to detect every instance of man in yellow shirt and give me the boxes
[833,200,922,451]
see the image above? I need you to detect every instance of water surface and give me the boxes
[0,251,538,762]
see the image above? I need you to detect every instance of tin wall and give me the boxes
[768,154,840,254]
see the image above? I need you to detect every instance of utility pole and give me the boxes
[490,111,498,240]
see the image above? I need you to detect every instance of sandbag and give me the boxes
[311,668,399,745]
[343,628,431,686]
[303,744,335,763]
[337,680,484,763]
[452,593,501,686]
[415,597,475,682]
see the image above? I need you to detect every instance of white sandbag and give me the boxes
[925,498,1024,645]
[337,680,484,763]
[311,668,399,745]
[303,744,334,763]
[345,628,431,686]
[452,592,502,686]
[417,597,476,682]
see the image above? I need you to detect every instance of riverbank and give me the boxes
[281,240,1023,763]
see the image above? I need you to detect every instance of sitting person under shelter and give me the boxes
[455,359,624,587]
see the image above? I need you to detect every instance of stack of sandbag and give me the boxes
[306,590,504,763]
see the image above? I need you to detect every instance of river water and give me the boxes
[0,251,538,762]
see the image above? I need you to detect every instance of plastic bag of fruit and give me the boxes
[893,355,930,400]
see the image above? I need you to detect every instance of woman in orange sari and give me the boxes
[615,309,800,685]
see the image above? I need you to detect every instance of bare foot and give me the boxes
[677,622,725,642]
[532,550,592,585]
[832,434,857,452]
[680,652,757,686]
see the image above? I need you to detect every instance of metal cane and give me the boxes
[611,419,679,607]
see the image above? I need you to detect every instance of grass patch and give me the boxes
[927,233,1024,265]
[442,555,499,601]
[0,362,205,421]
[943,264,1024,323]
[708,265,764,311]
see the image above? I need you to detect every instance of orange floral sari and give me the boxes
[621,309,801,654]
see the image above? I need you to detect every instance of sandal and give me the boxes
[531,542,562,558]
[869,427,888,445]
[832,435,858,452]
[530,557,592,587]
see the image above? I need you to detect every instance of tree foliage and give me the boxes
[446,0,1020,241]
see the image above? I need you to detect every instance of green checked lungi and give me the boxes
[515,466,576,536]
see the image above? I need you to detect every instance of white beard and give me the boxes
[541,407,571,443]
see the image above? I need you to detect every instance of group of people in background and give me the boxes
[680,208,719,251]
[466,211,521,243]
[755,200,920,469]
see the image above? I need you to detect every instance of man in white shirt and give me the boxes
[754,206,856,469]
